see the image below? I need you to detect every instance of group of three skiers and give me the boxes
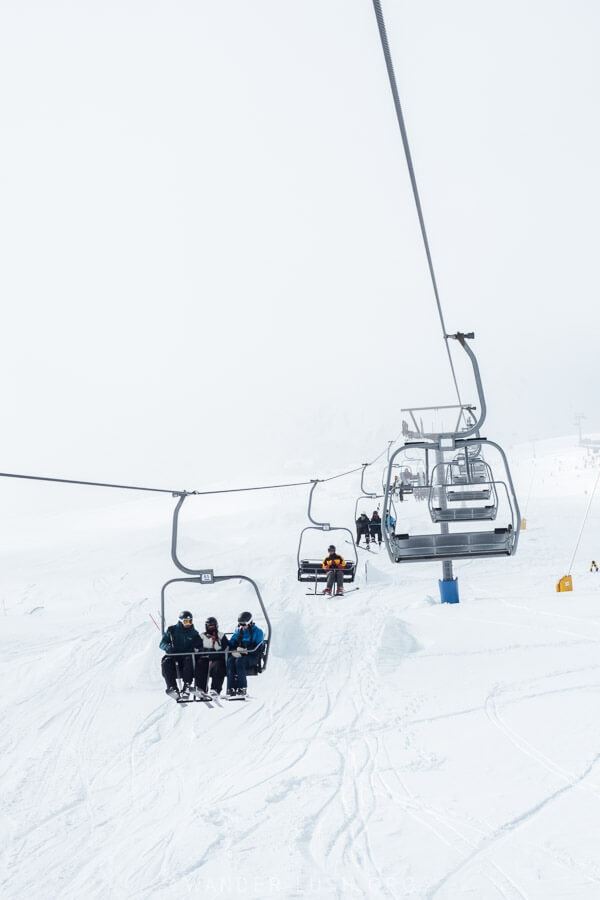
[159,610,264,699]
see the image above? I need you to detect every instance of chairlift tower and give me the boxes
[576,415,600,454]
[402,407,473,595]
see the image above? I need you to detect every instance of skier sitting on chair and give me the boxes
[356,513,371,546]
[196,616,229,696]
[159,610,204,698]
[369,510,382,546]
[226,611,265,696]
[322,545,345,596]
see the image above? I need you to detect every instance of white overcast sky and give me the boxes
[1,0,599,511]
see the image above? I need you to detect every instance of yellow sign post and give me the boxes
[556,575,573,592]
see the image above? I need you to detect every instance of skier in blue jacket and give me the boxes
[159,610,204,698]
[226,611,265,696]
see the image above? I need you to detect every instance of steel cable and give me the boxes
[371,0,463,407]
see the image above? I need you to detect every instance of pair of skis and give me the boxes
[349,540,380,552]
[169,687,221,706]
[305,587,360,596]
[168,687,249,705]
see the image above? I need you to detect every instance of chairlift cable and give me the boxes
[322,465,364,483]
[0,428,405,499]
[0,470,313,497]
[0,470,182,495]
[371,0,463,407]
[0,464,373,497]
[364,426,405,467]
[567,466,600,573]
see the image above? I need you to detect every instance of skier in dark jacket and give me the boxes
[322,545,346,595]
[369,510,382,546]
[356,512,371,546]
[195,616,229,696]
[226,611,265,696]
[159,610,204,698]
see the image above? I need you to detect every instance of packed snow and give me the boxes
[2,436,600,899]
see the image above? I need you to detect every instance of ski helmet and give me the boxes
[238,611,253,626]
[205,616,218,630]
[178,610,193,621]
[328,545,336,552]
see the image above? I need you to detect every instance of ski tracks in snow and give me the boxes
[415,673,600,898]
[284,615,395,897]
[485,682,600,802]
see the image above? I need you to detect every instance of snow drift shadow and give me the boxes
[377,616,421,671]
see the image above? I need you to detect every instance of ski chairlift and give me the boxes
[428,457,499,522]
[382,334,521,563]
[449,451,488,485]
[297,480,357,585]
[391,468,414,497]
[160,494,272,697]
[384,461,426,501]
[384,464,409,497]
[383,437,519,562]
[354,462,383,521]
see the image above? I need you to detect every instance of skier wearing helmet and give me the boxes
[159,610,204,698]
[369,510,382,546]
[195,616,229,697]
[356,512,371,547]
[322,545,346,596]
[226,611,265,697]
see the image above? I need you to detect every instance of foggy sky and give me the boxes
[1,0,598,512]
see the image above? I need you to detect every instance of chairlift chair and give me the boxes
[384,463,426,501]
[382,335,521,565]
[383,437,519,563]
[297,481,357,585]
[428,460,499,522]
[160,494,272,693]
[354,463,383,522]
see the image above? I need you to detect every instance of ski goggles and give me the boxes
[180,617,193,624]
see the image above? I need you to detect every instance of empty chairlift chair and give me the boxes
[428,459,499,522]
[382,437,520,564]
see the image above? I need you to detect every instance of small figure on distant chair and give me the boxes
[356,512,371,546]
[322,545,345,596]
[369,510,382,546]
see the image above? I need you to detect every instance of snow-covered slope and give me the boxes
[2,438,600,898]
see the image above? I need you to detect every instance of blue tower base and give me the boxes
[439,577,459,604]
